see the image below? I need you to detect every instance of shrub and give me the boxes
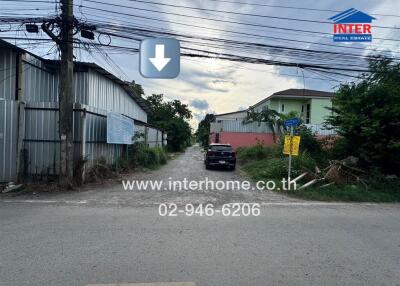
[244,158,287,180]
[86,157,117,182]
[129,143,168,169]
[237,143,282,163]
[155,147,168,165]
[292,151,317,175]
[243,151,317,181]
[115,157,130,172]
[295,125,327,166]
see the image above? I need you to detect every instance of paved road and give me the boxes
[1,203,400,286]
[1,145,400,285]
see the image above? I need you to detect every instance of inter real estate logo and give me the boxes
[329,8,376,42]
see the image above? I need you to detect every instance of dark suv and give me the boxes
[204,143,236,170]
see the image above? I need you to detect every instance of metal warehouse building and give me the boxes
[0,39,165,183]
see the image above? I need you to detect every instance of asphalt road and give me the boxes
[1,146,400,286]
[1,203,400,286]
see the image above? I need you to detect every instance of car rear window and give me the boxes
[210,145,232,151]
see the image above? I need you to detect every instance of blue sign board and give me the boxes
[107,112,134,144]
[284,118,300,128]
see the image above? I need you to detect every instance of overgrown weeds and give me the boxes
[237,134,400,202]
[84,144,169,183]
[129,143,168,169]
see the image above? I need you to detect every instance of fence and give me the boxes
[210,120,273,133]
[0,100,18,182]
[305,124,336,136]
[211,120,336,136]
[1,102,165,181]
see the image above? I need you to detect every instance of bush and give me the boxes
[236,143,282,163]
[292,151,317,175]
[244,151,317,181]
[129,143,168,169]
[244,158,287,180]
[115,157,130,172]
[154,146,168,165]
[87,157,117,182]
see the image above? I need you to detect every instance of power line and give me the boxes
[105,0,400,30]
[79,2,400,43]
[81,12,400,53]
[196,0,400,18]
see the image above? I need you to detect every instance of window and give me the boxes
[210,145,232,152]
[281,104,285,112]
[306,104,311,124]
[301,105,305,113]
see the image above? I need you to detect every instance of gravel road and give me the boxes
[1,144,298,206]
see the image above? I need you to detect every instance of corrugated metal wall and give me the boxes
[213,120,336,136]
[0,46,163,181]
[24,102,60,177]
[147,126,163,147]
[77,104,123,169]
[0,49,17,101]
[24,55,58,102]
[0,100,18,182]
[24,54,89,104]
[87,69,147,122]
[220,120,273,133]
[0,48,18,182]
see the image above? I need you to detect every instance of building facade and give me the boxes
[209,89,335,150]
[0,40,165,183]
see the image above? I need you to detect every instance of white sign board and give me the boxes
[107,112,134,144]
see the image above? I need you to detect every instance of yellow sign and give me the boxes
[283,135,301,156]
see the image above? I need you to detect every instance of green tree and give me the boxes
[326,56,400,174]
[145,94,192,151]
[196,113,215,148]
[244,108,298,143]
[130,81,145,97]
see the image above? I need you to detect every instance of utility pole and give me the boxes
[59,0,74,187]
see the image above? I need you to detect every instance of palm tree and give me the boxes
[243,108,299,143]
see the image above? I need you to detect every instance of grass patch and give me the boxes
[237,143,281,163]
[243,151,317,181]
[283,180,400,202]
[238,144,400,202]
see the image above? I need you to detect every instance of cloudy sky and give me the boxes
[3,0,400,128]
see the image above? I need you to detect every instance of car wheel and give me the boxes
[230,165,236,171]
[205,164,210,170]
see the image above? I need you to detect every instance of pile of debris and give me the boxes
[293,156,369,190]
[1,182,23,194]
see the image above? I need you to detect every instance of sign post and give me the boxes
[288,125,293,180]
[283,118,301,182]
